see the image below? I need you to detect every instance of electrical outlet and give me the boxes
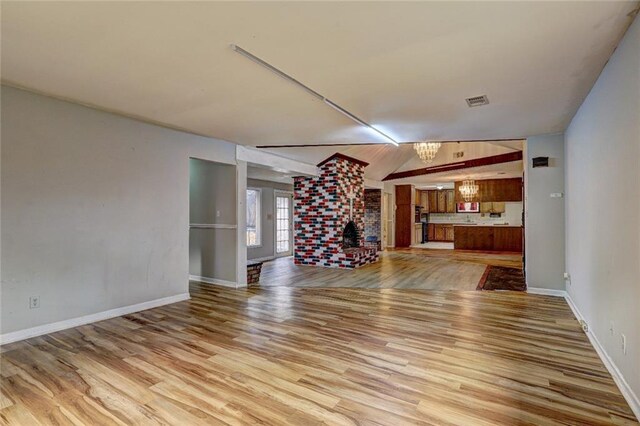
[621,334,627,354]
[579,320,588,333]
[29,296,40,309]
[609,321,614,335]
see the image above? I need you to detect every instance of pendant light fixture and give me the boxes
[459,178,479,202]
[414,142,441,164]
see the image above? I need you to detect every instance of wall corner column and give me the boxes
[236,160,248,287]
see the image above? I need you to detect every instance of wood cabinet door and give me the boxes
[396,185,413,205]
[428,191,438,212]
[434,225,445,241]
[428,224,435,241]
[437,191,447,213]
[445,190,456,213]
[493,227,523,252]
[492,202,506,213]
[394,205,412,247]
[420,191,429,210]
[445,226,455,242]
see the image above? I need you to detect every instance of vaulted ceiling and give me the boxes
[2,1,637,151]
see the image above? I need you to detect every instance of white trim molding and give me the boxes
[527,287,640,418]
[248,256,275,263]
[189,274,247,289]
[526,287,567,297]
[564,294,640,420]
[0,293,190,346]
[236,145,317,177]
[189,223,237,229]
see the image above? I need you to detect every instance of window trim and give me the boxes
[246,187,262,248]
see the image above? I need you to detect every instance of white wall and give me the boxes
[1,86,237,336]
[565,16,639,405]
[189,159,238,283]
[247,178,294,261]
[525,133,565,290]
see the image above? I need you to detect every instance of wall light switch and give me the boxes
[621,334,627,354]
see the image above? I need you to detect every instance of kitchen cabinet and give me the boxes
[395,185,414,247]
[454,178,522,203]
[427,191,438,213]
[454,226,522,252]
[480,202,506,214]
[493,227,523,251]
[437,191,446,213]
[444,225,455,241]
[415,189,428,211]
[420,191,429,210]
[445,190,456,213]
[424,190,455,213]
[431,224,454,242]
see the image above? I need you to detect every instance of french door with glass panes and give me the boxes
[274,191,293,257]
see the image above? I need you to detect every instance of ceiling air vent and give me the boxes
[466,95,489,107]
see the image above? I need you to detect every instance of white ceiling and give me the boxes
[2,2,638,148]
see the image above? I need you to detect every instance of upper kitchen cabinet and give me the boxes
[445,190,456,213]
[424,189,456,213]
[480,201,506,213]
[454,178,522,203]
[427,190,438,213]
[415,189,428,210]
[420,191,429,210]
[437,191,446,213]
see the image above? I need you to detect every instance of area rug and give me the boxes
[477,265,526,291]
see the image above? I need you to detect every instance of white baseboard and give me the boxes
[248,256,275,262]
[564,293,640,420]
[526,287,568,297]
[189,274,246,288]
[0,293,190,346]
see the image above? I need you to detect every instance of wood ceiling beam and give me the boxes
[383,151,523,181]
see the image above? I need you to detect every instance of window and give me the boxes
[246,188,261,247]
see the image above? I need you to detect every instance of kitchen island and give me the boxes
[453,225,523,252]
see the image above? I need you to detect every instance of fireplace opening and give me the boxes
[343,221,360,249]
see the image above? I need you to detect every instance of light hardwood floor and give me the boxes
[260,249,522,290]
[1,282,637,425]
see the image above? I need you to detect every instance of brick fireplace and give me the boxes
[294,153,379,268]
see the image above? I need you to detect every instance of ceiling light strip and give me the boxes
[231,44,399,146]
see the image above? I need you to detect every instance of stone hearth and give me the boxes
[294,153,379,268]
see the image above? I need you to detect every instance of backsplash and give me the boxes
[427,202,523,226]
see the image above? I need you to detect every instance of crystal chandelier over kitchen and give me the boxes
[459,179,479,202]
[414,142,441,164]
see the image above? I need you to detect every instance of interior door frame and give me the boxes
[273,190,294,258]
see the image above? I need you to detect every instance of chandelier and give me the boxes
[459,179,479,202]
[414,142,441,164]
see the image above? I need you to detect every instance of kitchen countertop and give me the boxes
[429,223,522,227]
